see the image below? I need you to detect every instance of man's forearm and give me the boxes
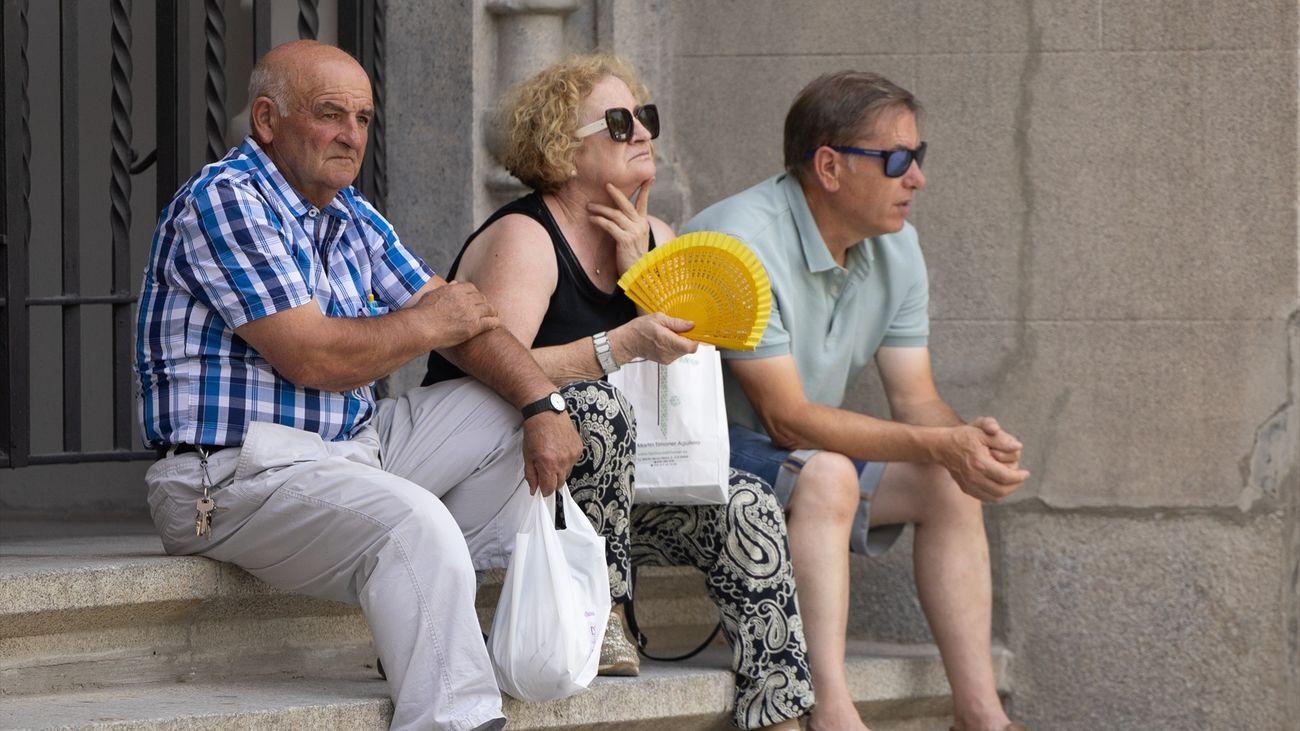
[891,397,964,428]
[238,278,505,393]
[256,307,453,393]
[440,328,556,408]
[770,401,953,465]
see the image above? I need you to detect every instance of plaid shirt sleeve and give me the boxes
[174,178,314,330]
[351,193,434,309]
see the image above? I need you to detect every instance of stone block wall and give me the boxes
[665,1,1300,728]
[378,1,1298,725]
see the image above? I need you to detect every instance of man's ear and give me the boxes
[250,97,278,144]
[810,147,842,194]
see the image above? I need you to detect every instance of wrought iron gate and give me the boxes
[1,0,387,467]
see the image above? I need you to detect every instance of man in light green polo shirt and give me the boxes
[684,72,1030,731]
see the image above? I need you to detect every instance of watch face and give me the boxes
[548,392,565,411]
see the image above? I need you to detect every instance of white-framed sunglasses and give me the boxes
[575,104,660,142]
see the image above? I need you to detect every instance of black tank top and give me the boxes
[422,192,653,386]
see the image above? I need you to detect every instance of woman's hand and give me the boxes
[609,312,698,366]
[588,179,653,275]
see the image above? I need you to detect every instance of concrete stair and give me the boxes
[0,519,1010,730]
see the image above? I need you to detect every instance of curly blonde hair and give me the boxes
[499,53,650,192]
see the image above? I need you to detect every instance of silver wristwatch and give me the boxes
[592,331,619,375]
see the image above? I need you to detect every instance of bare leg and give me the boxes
[785,452,871,731]
[868,463,1011,731]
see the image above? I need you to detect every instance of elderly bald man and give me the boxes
[135,40,583,731]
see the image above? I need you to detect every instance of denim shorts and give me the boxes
[728,424,904,557]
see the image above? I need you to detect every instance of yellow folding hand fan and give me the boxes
[617,231,771,350]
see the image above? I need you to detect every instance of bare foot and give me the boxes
[807,701,871,731]
[951,721,1018,731]
[951,706,1014,731]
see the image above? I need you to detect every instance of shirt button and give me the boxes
[308,207,319,218]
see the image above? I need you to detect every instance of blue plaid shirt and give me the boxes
[135,138,433,448]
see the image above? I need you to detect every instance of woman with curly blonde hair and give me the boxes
[424,54,812,731]
[498,54,648,193]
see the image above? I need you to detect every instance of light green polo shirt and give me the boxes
[683,173,929,433]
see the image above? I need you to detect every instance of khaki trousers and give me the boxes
[146,378,531,731]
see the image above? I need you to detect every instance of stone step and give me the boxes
[1,640,997,730]
[0,522,371,696]
[0,519,1010,730]
[0,521,715,696]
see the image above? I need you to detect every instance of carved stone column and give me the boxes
[482,0,580,211]
[595,0,689,227]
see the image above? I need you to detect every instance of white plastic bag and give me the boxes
[488,485,609,702]
[607,345,730,504]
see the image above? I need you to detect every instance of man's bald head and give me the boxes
[246,40,374,208]
[248,40,366,120]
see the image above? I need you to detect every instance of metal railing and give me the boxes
[1,0,386,467]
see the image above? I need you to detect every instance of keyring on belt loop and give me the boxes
[197,446,213,505]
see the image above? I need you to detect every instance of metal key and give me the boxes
[193,446,217,540]
[194,497,217,538]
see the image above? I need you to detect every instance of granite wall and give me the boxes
[379,2,1300,726]
[663,1,1300,728]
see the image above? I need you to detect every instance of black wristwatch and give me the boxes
[521,392,566,420]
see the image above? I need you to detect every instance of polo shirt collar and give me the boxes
[779,172,875,277]
[240,137,355,221]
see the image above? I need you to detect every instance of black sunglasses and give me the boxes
[804,142,927,178]
[576,104,660,142]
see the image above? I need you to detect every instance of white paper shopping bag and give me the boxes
[607,345,729,504]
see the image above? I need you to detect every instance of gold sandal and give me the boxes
[597,607,640,677]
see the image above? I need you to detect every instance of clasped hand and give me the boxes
[940,416,1030,503]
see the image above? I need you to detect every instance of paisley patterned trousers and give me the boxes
[562,381,815,729]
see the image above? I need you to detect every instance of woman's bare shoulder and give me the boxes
[458,212,557,280]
